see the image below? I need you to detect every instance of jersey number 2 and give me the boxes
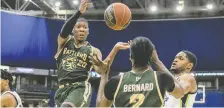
[129,94,145,108]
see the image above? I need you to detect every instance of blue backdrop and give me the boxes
[194,90,224,107]
[2,11,224,72]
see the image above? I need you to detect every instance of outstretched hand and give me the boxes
[79,0,88,14]
[114,42,131,50]
[151,46,160,63]
[89,53,111,75]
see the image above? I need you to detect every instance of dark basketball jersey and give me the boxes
[113,70,164,107]
[55,37,93,84]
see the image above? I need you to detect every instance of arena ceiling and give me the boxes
[1,0,224,19]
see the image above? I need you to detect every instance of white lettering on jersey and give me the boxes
[136,77,141,81]
[123,83,153,92]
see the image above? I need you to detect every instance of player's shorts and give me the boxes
[54,81,92,107]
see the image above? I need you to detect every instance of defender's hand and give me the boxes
[151,46,160,63]
[89,53,111,75]
[79,0,88,14]
[114,42,130,50]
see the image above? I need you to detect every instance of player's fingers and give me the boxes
[88,56,94,64]
[122,43,129,45]
[89,55,99,65]
[89,60,95,65]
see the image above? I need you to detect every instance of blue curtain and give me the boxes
[1,11,224,72]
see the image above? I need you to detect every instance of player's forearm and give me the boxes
[60,11,82,38]
[152,60,170,73]
[153,59,185,98]
[153,60,181,86]
[104,46,119,64]
[96,76,108,107]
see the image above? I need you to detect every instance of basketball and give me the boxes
[104,3,132,31]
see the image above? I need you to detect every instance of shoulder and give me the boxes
[181,73,197,90]
[104,75,121,100]
[91,46,102,57]
[155,72,175,85]
[155,72,176,92]
[105,75,121,91]
[180,73,196,83]
[1,92,17,106]
[2,92,15,99]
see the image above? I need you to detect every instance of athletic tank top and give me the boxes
[113,70,164,107]
[55,37,93,84]
[2,91,23,107]
[164,74,197,108]
[164,92,197,108]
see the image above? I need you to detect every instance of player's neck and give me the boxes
[74,39,87,47]
[132,65,151,73]
[175,70,190,76]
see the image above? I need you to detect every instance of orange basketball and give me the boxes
[104,3,132,31]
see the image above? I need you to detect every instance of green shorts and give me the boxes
[54,81,92,107]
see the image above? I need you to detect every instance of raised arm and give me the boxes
[92,42,130,74]
[57,0,87,52]
[90,42,130,107]
[151,48,170,73]
[160,72,185,99]
[151,48,184,98]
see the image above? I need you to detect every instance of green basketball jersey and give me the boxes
[113,70,164,107]
[55,37,93,84]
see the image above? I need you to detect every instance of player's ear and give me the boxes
[187,63,193,70]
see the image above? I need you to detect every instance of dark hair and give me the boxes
[181,50,197,70]
[130,36,154,67]
[77,17,88,26]
[1,69,13,88]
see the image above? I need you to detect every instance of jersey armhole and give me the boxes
[55,36,72,60]
[154,71,164,106]
[112,74,124,107]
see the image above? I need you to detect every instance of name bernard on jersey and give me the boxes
[123,83,154,92]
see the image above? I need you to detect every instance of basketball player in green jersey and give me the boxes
[151,50,197,108]
[53,0,114,107]
[96,37,185,107]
